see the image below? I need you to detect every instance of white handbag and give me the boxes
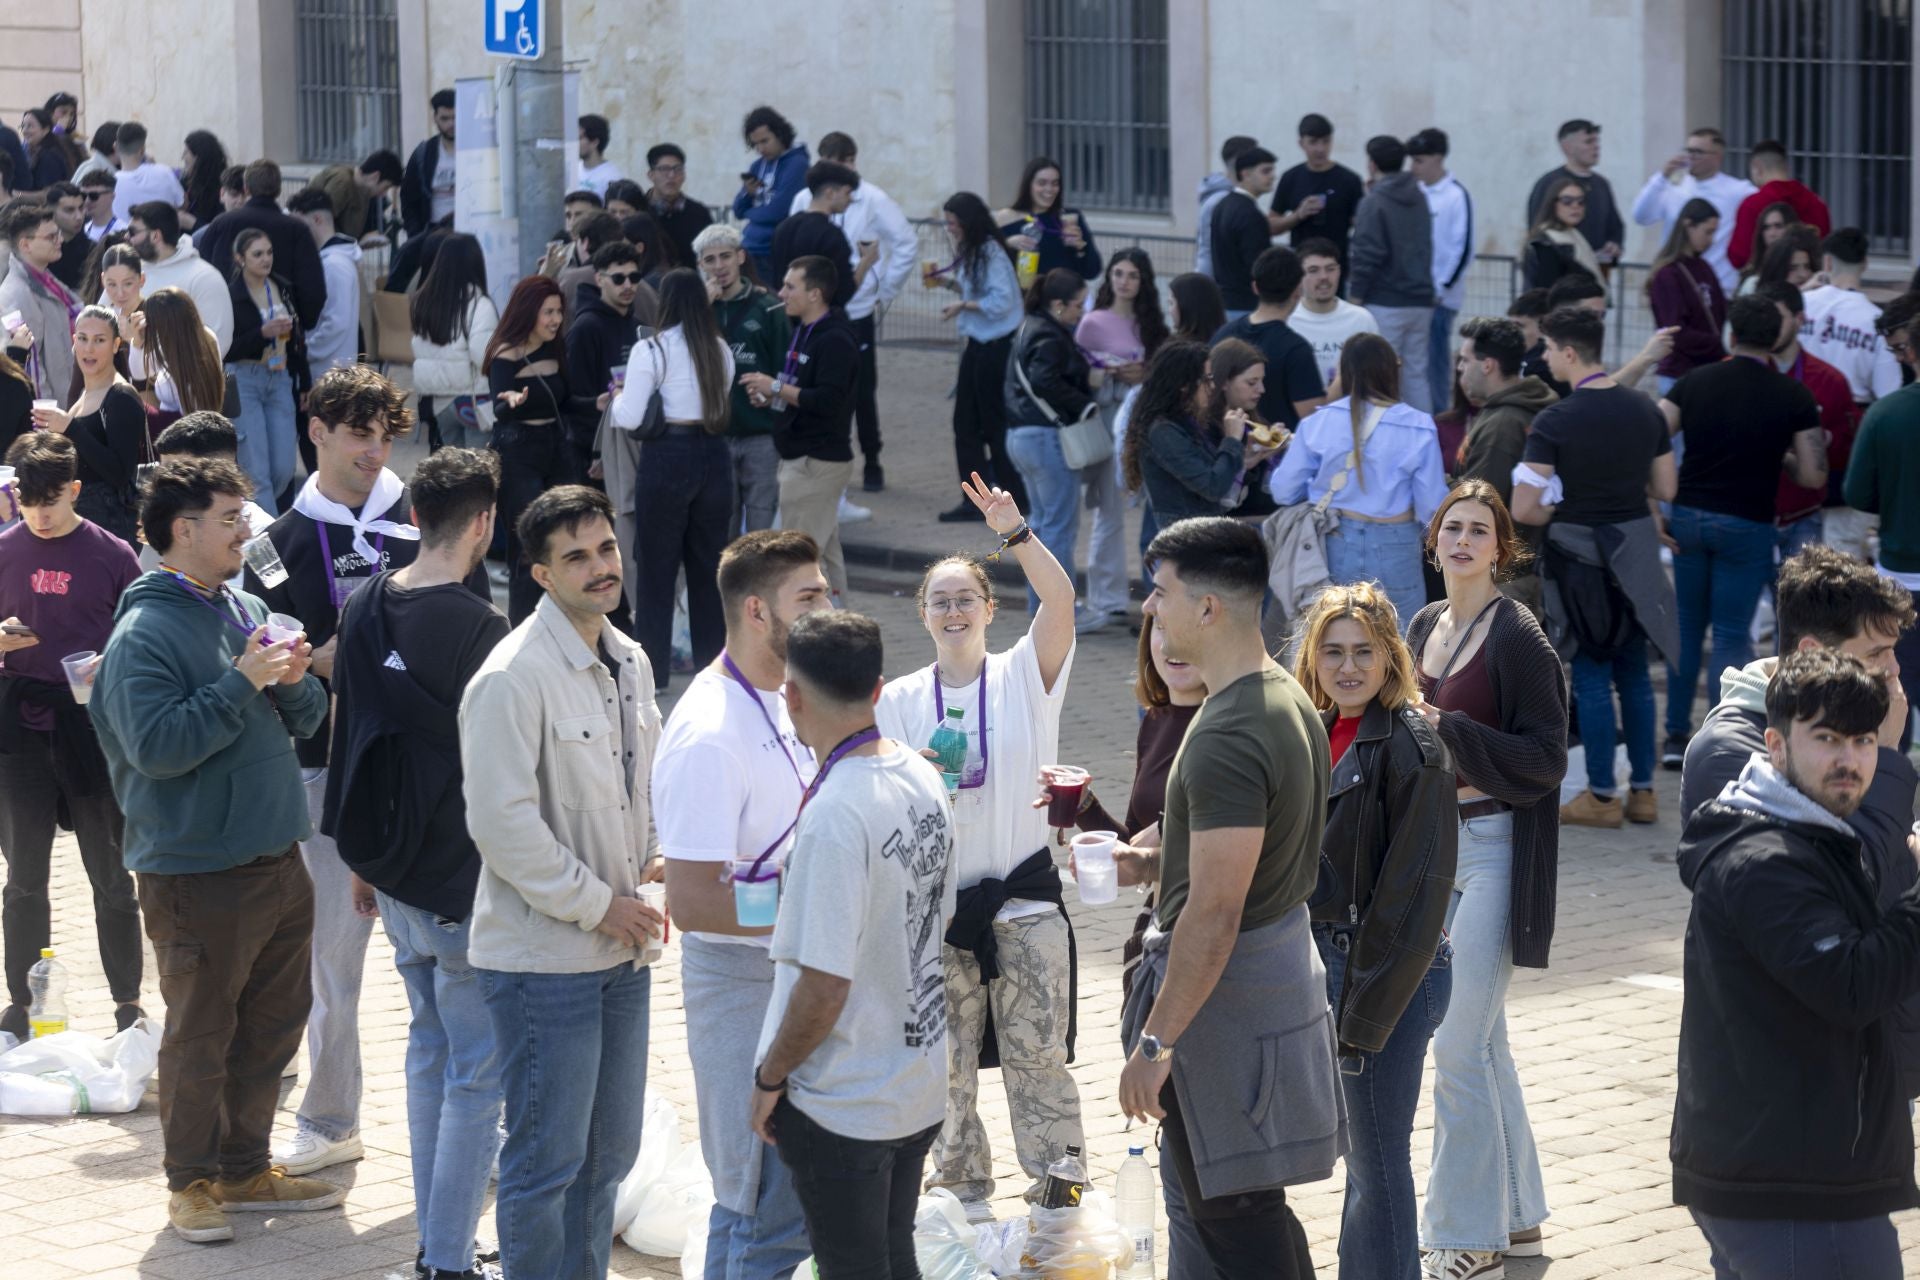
[1011,321,1113,471]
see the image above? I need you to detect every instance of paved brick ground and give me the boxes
[7,344,1920,1277]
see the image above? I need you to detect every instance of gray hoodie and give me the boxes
[1347,172,1435,309]
[1715,752,1856,838]
[1194,170,1235,278]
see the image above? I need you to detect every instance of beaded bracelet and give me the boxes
[987,523,1034,562]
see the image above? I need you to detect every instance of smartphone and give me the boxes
[1,623,37,637]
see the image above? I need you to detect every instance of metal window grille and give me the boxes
[1025,0,1171,214]
[296,0,401,165]
[1723,0,1911,256]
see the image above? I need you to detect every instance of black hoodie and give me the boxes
[565,281,643,453]
[1671,763,1920,1221]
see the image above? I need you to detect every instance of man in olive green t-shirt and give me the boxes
[1113,517,1337,1277]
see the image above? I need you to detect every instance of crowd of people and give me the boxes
[4,87,1920,1280]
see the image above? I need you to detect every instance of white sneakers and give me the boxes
[838,495,873,523]
[1421,1249,1504,1280]
[272,1128,364,1176]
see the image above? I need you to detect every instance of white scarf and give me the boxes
[291,467,419,568]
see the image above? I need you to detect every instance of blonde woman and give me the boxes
[1291,581,1456,1280]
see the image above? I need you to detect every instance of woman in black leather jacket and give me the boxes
[1292,581,1458,1280]
[1000,268,1093,614]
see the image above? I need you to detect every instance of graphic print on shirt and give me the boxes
[883,797,953,1051]
[29,569,71,596]
[1806,312,1884,355]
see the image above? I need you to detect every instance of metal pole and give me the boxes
[510,4,565,279]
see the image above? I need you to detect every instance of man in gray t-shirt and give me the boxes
[752,611,955,1273]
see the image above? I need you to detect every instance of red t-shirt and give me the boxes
[1328,714,1362,769]
[1776,349,1857,523]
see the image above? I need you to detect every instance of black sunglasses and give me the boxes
[603,270,640,285]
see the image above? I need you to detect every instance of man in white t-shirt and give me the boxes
[576,114,624,198]
[109,122,185,225]
[1801,227,1902,408]
[1288,237,1380,387]
[751,608,953,1274]
[654,531,831,1280]
[1629,126,1755,295]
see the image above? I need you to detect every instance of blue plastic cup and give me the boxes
[731,863,780,927]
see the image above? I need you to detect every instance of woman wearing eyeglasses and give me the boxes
[1522,177,1603,292]
[874,474,1081,1222]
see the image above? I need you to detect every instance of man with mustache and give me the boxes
[1672,647,1920,1275]
[458,484,666,1280]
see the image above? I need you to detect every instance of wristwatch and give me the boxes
[753,1064,786,1092]
[1139,1033,1174,1063]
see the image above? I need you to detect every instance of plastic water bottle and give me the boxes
[928,708,968,793]
[28,947,67,1038]
[1116,1146,1157,1277]
[1040,1144,1087,1208]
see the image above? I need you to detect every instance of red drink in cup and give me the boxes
[1043,765,1089,827]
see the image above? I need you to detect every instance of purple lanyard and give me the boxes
[163,569,258,638]
[315,522,386,605]
[745,725,880,879]
[1574,372,1609,389]
[781,321,817,383]
[720,650,805,788]
[927,659,989,790]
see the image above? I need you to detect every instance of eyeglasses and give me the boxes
[82,190,110,202]
[182,513,250,532]
[602,271,640,285]
[1684,146,1717,156]
[925,593,986,615]
[1317,646,1378,671]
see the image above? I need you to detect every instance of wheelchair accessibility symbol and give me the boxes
[485,0,543,60]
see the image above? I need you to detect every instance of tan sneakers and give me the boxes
[1560,789,1624,828]
[168,1180,234,1244]
[212,1166,346,1212]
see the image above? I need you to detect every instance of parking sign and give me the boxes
[484,0,542,60]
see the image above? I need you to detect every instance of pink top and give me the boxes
[1074,308,1144,368]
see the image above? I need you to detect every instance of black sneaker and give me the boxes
[937,503,984,523]
[417,1246,501,1280]
[863,461,885,492]
[1662,734,1689,771]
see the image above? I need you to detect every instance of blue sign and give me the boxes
[484,0,542,60]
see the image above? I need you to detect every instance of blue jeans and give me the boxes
[705,1160,811,1280]
[1666,505,1779,739]
[1316,926,1453,1280]
[1422,812,1548,1252]
[378,893,503,1274]
[1690,1209,1901,1280]
[1428,305,1459,417]
[1005,425,1080,614]
[481,962,652,1280]
[1571,631,1657,795]
[1325,518,1426,635]
[231,361,298,515]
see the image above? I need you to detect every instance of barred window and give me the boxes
[1025,0,1170,214]
[1723,0,1912,255]
[296,0,402,165]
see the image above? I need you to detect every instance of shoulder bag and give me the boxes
[1011,321,1112,470]
[625,337,669,442]
[1261,401,1386,623]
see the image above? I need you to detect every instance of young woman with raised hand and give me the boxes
[875,471,1081,1224]
[997,156,1103,282]
[1292,581,1457,1280]
[1405,479,1569,1279]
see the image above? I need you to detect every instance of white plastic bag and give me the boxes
[611,1092,683,1235]
[0,1020,159,1115]
[1018,1193,1130,1280]
[972,1218,1029,1277]
[914,1189,986,1280]
[620,1127,713,1257]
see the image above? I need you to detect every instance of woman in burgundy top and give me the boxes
[1406,479,1568,1275]
[1646,198,1728,392]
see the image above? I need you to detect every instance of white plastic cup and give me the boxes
[31,399,58,419]
[1070,830,1119,905]
[61,651,100,705]
[243,534,289,589]
[636,883,667,964]
[0,465,14,486]
[264,612,303,647]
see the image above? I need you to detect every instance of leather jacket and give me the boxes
[1002,311,1095,427]
[1311,699,1459,1053]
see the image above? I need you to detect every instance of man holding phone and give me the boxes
[0,432,144,1044]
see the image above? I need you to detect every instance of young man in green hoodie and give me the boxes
[90,458,338,1245]
[697,222,790,534]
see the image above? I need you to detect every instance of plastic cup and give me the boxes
[1043,765,1090,827]
[264,612,303,647]
[0,466,14,487]
[636,883,667,963]
[61,651,100,705]
[31,399,58,423]
[243,534,289,589]
[1070,831,1119,905]
[922,259,940,287]
[731,861,780,928]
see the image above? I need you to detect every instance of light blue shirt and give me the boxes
[1268,397,1449,524]
[954,248,1022,343]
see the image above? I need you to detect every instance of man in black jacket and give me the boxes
[321,447,509,1280]
[196,160,327,332]
[1209,146,1278,320]
[400,89,456,239]
[1674,647,1920,1274]
[767,161,876,312]
[565,242,645,477]
[738,254,859,600]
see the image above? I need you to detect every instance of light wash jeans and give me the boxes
[296,768,372,1142]
[482,961,652,1280]
[1324,518,1426,635]
[1084,440,1131,616]
[1005,425,1081,615]
[1421,811,1548,1252]
[1366,305,1435,415]
[231,361,298,515]
[377,892,503,1274]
